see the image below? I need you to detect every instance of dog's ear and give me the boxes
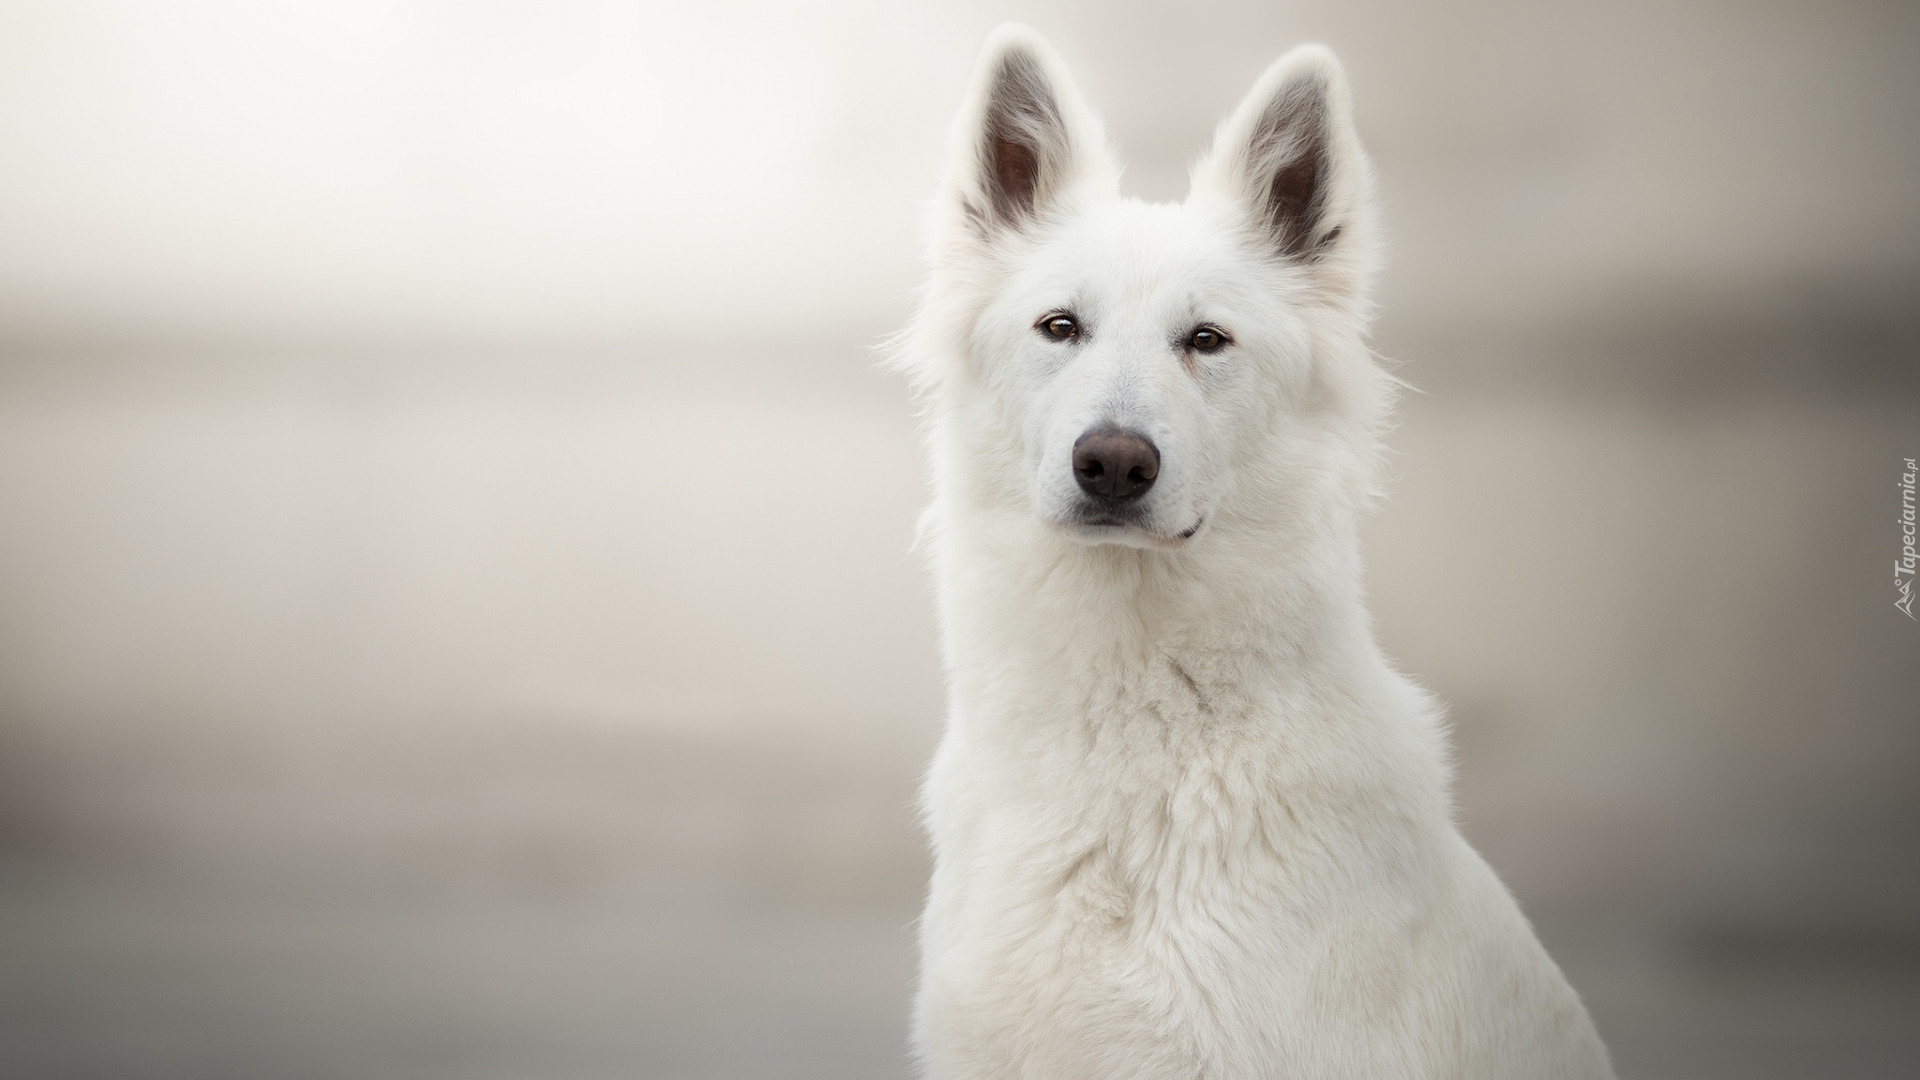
[1195,46,1372,284]
[946,25,1114,237]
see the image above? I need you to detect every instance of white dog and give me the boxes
[890,24,1615,1080]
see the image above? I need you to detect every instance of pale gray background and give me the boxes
[0,1,1916,1077]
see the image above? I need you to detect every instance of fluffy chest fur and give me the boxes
[913,515,1505,1079]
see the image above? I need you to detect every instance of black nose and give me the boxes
[1072,428,1160,502]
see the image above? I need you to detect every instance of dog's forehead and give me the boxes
[1015,200,1262,311]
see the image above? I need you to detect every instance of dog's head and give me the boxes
[898,26,1391,553]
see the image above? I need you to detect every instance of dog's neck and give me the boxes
[931,488,1389,737]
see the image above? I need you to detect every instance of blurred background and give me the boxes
[0,1,1915,1076]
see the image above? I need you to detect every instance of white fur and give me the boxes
[892,25,1614,1079]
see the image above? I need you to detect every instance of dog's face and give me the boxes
[972,199,1317,550]
[905,28,1385,551]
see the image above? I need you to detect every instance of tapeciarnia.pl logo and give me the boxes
[1899,457,1917,619]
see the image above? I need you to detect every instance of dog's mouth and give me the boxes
[1057,514,1204,550]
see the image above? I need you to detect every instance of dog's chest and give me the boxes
[925,754,1349,1079]
[919,646,1436,1072]
[933,717,1328,999]
[945,645,1338,912]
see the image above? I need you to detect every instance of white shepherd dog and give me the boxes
[890,24,1616,1080]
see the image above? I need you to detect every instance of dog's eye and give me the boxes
[1038,313,1080,342]
[1187,325,1231,354]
